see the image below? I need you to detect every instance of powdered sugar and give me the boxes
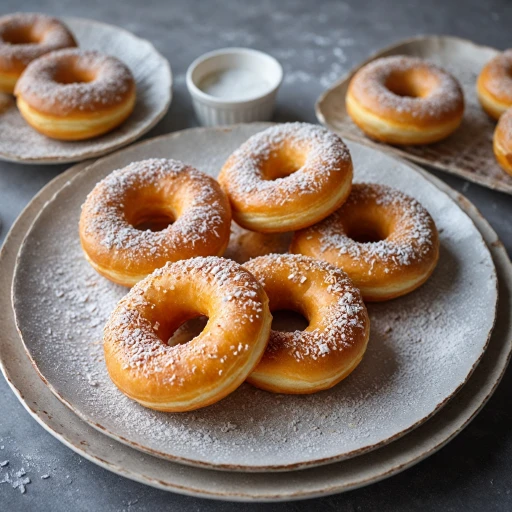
[479,49,512,100]
[15,48,134,115]
[220,123,351,206]
[0,13,76,67]
[300,183,436,269]
[11,127,496,468]
[350,55,464,120]
[80,159,229,265]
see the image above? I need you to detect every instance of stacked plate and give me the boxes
[1,123,511,501]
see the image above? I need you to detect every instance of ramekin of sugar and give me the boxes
[186,48,283,126]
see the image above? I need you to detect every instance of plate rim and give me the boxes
[0,16,172,165]
[0,133,511,500]
[10,124,499,471]
[315,34,512,195]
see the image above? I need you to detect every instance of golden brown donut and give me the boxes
[291,183,439,301]
[477,50,512,121]
[217,123,353,233]
[223,221,292,264]
[104,257,272,412]
[0,12,76,94]
[79,159,232,287]
[14,49,136,140]
[346,56,464,145]
[493,107,512,176]
[243,254,370,394]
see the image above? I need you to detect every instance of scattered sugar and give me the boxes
[479,49,512,99]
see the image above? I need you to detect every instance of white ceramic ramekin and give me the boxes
[186,48,283,126]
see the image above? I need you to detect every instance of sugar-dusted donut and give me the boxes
[79,159,232,287]
[104,257,272,412]
[14,49,136,140]
[477,50,512,121]
[493,107,512,176]
[291,183,439,301]
[244,254,369,394]
[223,221,292,264]
[346,56,464,145]
[0,12,77,93]
[217,123,353,233]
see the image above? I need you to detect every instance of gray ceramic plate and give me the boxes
[11,125,498,471]
[1,129,511,500]
[0,17,172,164]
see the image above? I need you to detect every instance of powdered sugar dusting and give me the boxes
[80,158,229,263]
[245,254,367,362]
[350,55,463,120]
[15,49,134,115]
[0,13,76,67]
[11,127,496,468]
[480,49,512,100]
[300,183,436,269]
[220,122,351,206]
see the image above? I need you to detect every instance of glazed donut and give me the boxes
[0,13,76,94]
[217,123,353,233]
[104,257,272,412]
[243,254,369,394]
[14,49,136,140]
[346,56,464,145]
[291,183,439,301]
[493,107,512,176]
[79,159,232,287]
[223,222,292,264]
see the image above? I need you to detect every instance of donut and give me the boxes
[0,13,77,93]
[243,254,369,394]
[477,50,512,121]
[346,56,464,145]
[223,222,292,264]
[79,159,232,287]
[290,183,439,301]
[14,49,136,140]
[104,257,272,412]
[493,107,512,176]
[217,123,353,233]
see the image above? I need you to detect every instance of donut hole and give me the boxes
[261,146,307,180]
[53,66,96,85]
[166,316,209,347]
[385,69,437,99]
[1,27,40,45]
[346,220,389,243]
[271,309,309,332]
[131,207,175,232]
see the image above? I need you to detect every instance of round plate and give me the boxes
[1,131,511,500]
[12,125,497,471]
[0,17,172,164]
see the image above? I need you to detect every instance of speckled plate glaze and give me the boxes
[1,129,510,500]
[316,36,512,195]
[11,124,498,471]
[0,17,171,164]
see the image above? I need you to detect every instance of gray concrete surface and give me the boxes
[0,0,511,510]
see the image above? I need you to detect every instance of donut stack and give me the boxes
[79,122,440,412]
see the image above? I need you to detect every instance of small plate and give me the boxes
[0,17,172,164]
[1,127,511,500]
[12,124,497,471]
[316,36,512,195]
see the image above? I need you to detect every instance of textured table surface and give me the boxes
[1,0,511,510]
